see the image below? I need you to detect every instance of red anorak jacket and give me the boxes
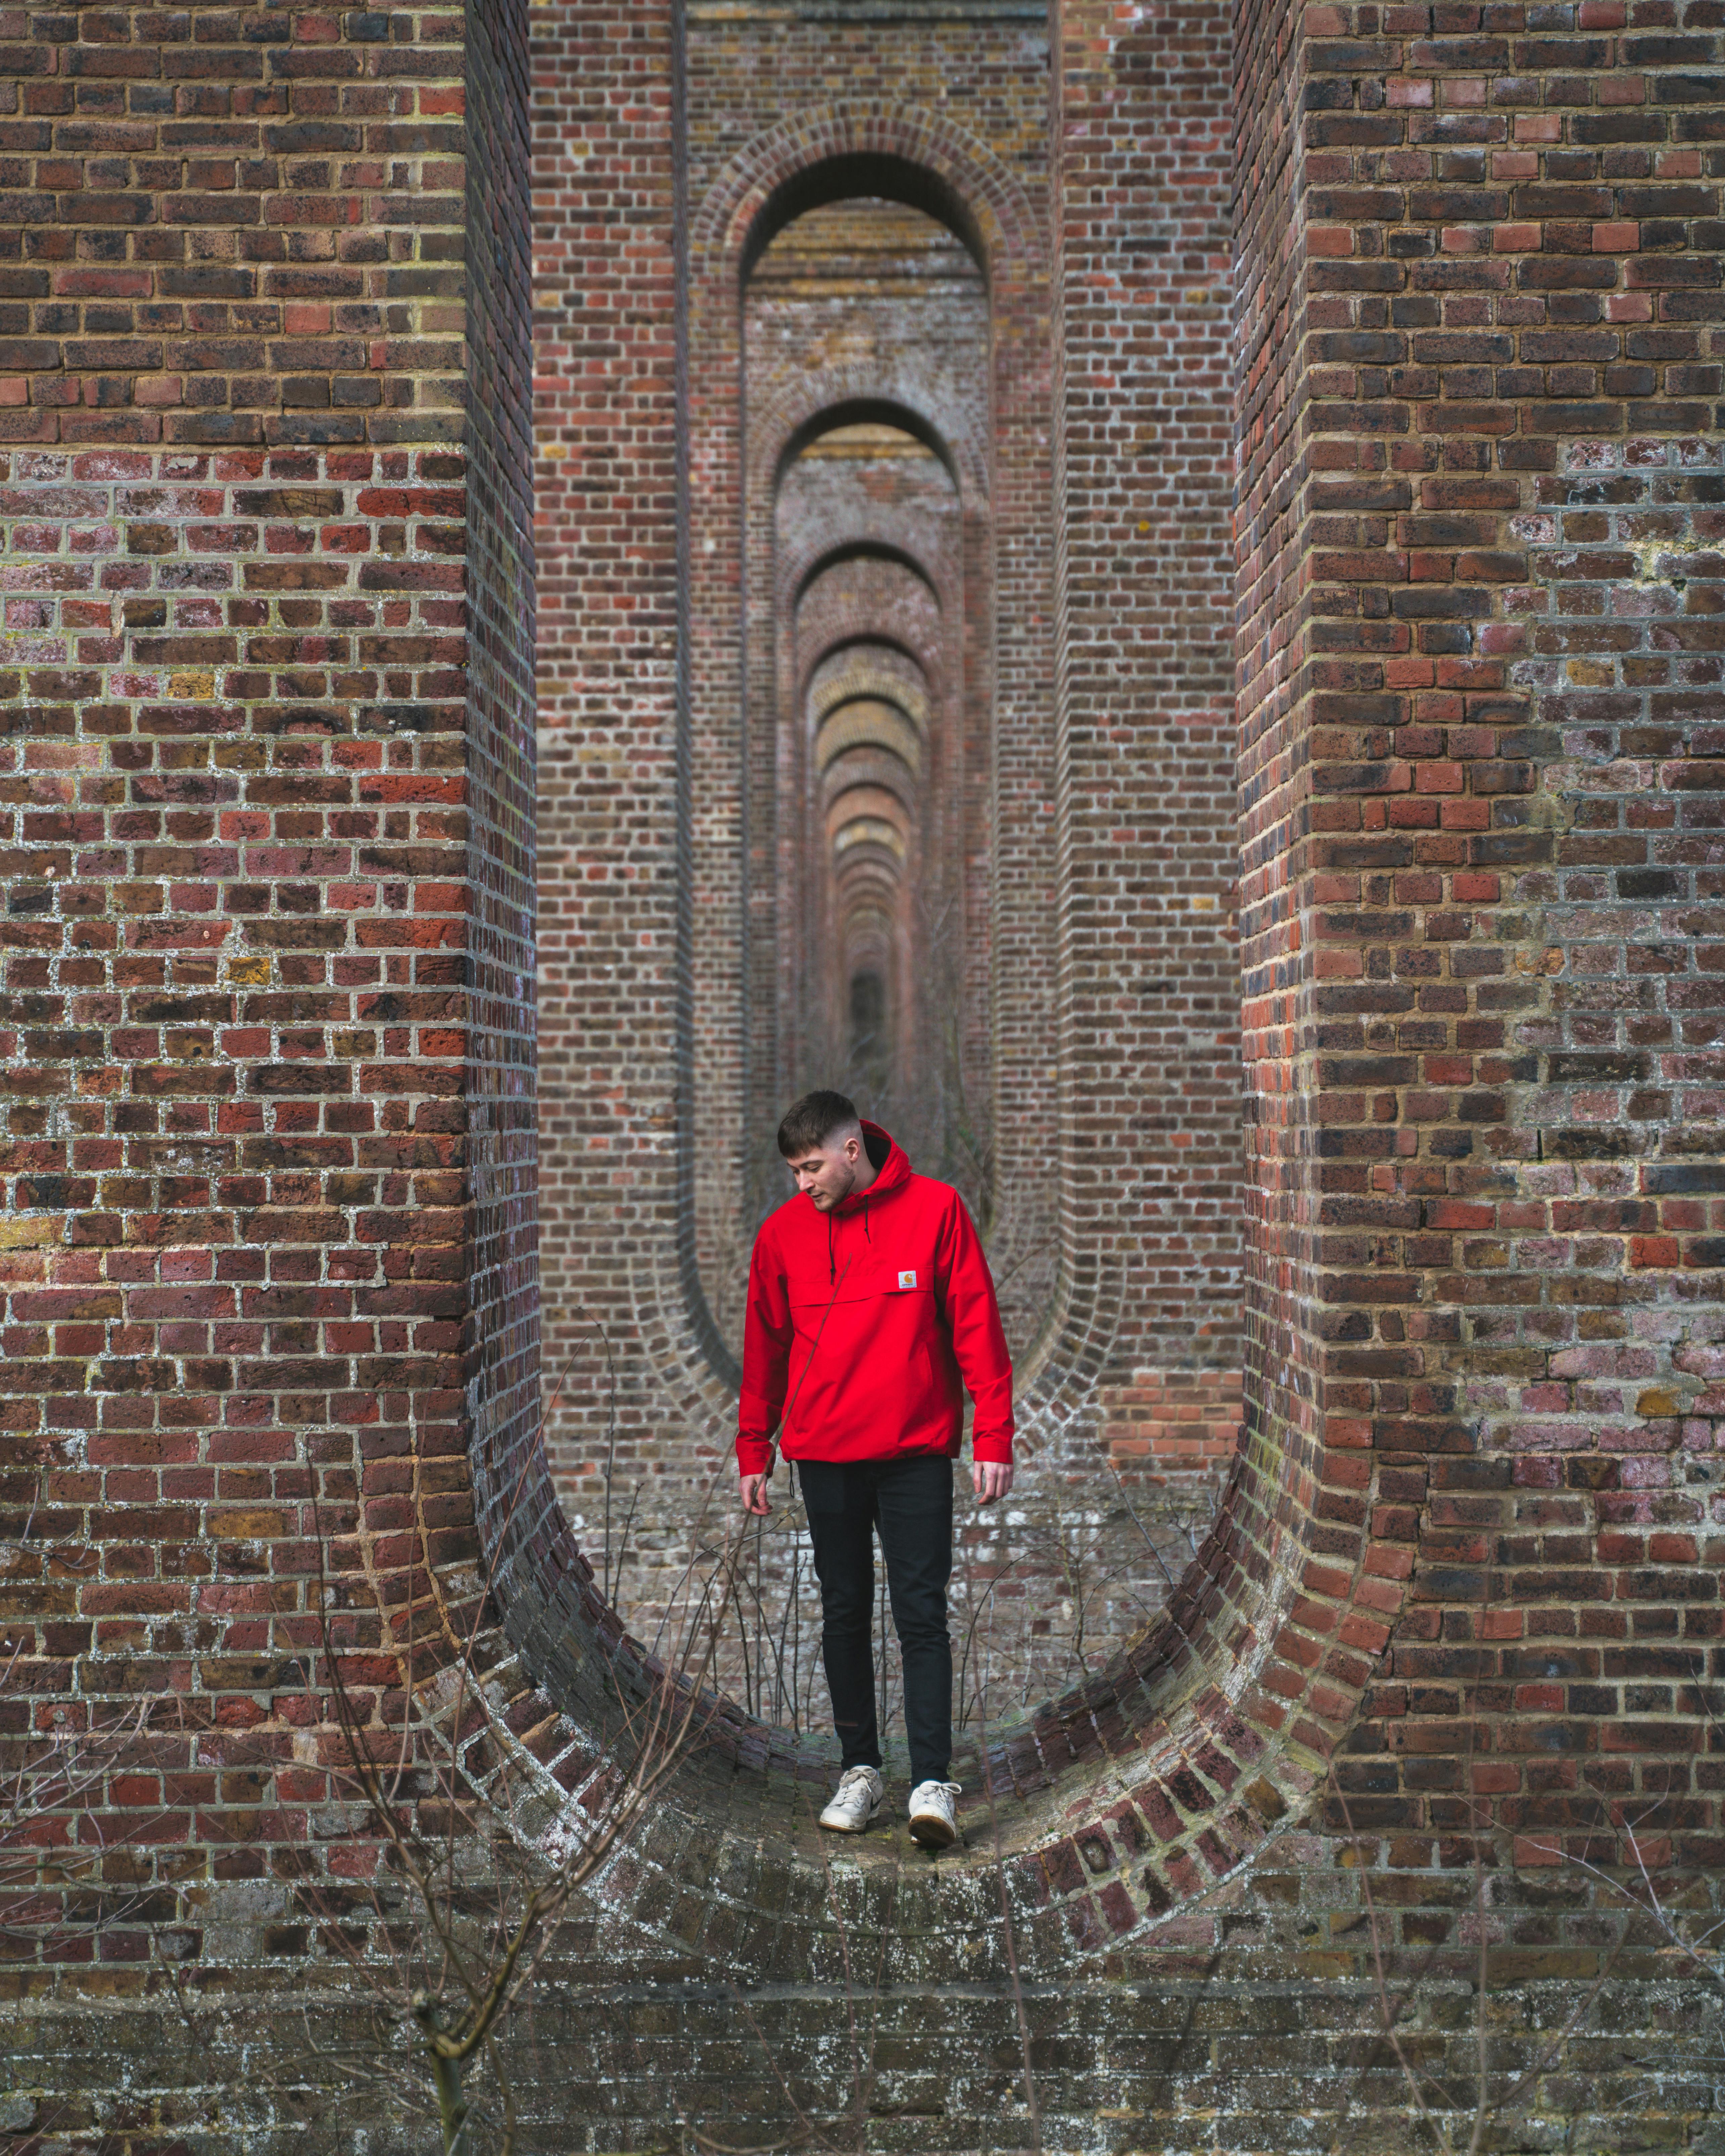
[736,1123,1014,1476]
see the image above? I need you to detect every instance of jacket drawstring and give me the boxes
[827,1190,873,1283]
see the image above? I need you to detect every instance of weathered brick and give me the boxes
[5,0,1722,2147]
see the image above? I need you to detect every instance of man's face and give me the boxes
[785,1133,860,1213]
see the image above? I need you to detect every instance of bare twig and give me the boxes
[290,1335,751,2152]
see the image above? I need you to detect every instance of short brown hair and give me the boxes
[776,1089,860,1158]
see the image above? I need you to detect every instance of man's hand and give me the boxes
[740,1467,773,1516]
[972,1459,1013,1506]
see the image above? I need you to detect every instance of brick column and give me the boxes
[1,0,534,1879]
[1049,0,1246,1437]
[531,0,708,1515]
[1234,0,1725,1822]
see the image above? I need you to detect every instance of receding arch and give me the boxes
[826,778,912,834]
[752,372,990,510]
[776,398,962,494]
[815,705,923,782]
[693,98,1048,292]
[740,149,986,287]
[822,739,918,787]
[808,633,930,688]
[821,756,919,825]
[673,85,1054,1428]
[793,539,942,611]
[816,691,921,732]
[794,585,944,739]
[833,818,906,863]
[811,665,930,737]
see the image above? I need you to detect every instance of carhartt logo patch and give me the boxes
[898,1270,918,1290]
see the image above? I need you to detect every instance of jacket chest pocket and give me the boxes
[786,1253,913,1308]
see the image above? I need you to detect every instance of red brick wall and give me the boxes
[465,0,539,1532]
[0,0,537,2078]
[1050,0,1248,1518]
[0,0,483,1718]
[530,0,699,1456]
[1231,0,1725,1887]
[7,0,1725,2145]
[1230,0,1333,1716]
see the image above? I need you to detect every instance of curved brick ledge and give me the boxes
[469,1375,1405,1965]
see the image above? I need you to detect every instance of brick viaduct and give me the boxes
[3,0,1723,2146]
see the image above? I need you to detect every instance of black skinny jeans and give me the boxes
[798,1452,953,1787]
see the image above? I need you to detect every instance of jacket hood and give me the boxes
[737,1119,1014,1472]
[833,1120,910,1213]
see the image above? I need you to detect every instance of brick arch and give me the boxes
[514,37,1367,1962]
[751,369,989,511]
[831,810,908,865]
[815,689,923,737]
[789,542,946,1112]
[827,776,913,837]
[692,99,1046,293]
[794,612,950,997]
[807,646,938,779]
[810,633,928,683]
[792,564,942,689]
[814,683,927,742]
[777,460,962,1054]
[816,709,924,784]
[819,742,920,812]
[470,1358,1383,1973]
[837,865,901,908]
[471,1254,1396,1968]
[681,91,1055,1412]
[695,105,1065,1426]
[792,538,943,613]
[809,651,931,735]
[470,0,1446,2044]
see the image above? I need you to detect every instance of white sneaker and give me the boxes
[819,1765,884,1833]
[907,1778,961,1850]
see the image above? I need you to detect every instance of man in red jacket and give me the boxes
[737,1089,1014,1849]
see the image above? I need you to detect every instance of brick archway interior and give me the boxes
[514,3,1287,1921]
